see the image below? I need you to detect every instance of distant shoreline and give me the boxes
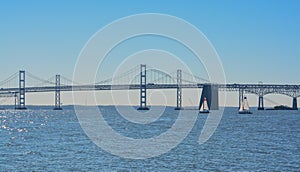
[0,105,298,110]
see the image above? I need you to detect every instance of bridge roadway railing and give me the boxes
[219,84,300,97]
[0,83,201,95]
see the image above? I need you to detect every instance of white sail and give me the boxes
[243,97,250,110]
[239,100,243,111]
[199,103,204,111]
[239,96,252,114]
[203,99,209,110]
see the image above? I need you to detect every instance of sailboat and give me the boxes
[239,97,252,114]
[199,97,210,113]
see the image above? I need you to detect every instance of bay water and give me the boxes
[0,107,299,171]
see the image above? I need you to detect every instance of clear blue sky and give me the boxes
[1,0,300,83]
[1,0,300,106]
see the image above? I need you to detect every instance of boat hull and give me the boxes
[238,111,252,114]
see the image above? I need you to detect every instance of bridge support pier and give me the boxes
[199,84,219,110]
[54,75,62,110]
[14,92,17,109]
[238,89,244,109]
[175,69,183,110]
[16,70,26,110]
[137,64,149,110]
[292,97,298,110]
[258,96,264,110]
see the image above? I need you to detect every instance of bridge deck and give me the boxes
[1,83,300,97]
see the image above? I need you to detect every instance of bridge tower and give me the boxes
[137,64,149,110]
[292,97,298,110]
[175,69,183,110]
[258,96,264,110]
[53,75,62,110]
[16,70,26,110]
[199,84,219,110]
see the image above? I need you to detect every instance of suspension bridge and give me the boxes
[0,64,299,110]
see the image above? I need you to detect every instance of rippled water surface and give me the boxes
[0,107,299,171]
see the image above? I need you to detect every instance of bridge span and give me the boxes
[0,65,299,110]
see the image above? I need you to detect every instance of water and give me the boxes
[0,107,299,171]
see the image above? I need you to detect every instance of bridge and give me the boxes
[0,64,299,110]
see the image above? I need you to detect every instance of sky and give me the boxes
[0,0,300,106]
